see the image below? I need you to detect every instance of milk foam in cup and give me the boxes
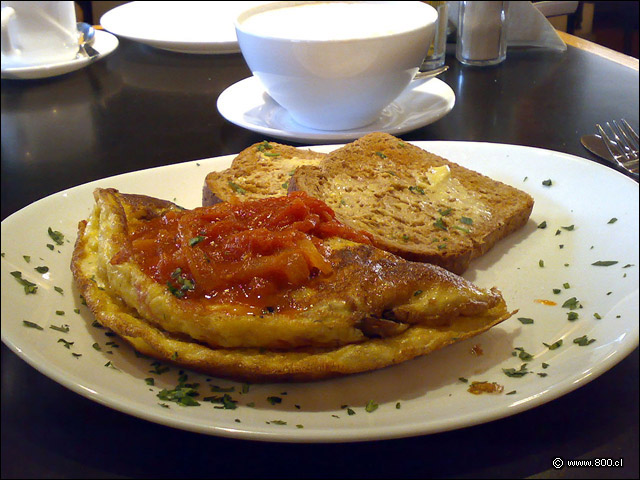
[1,1,78,68]
[235,1,437,131]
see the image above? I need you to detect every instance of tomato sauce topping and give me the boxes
[125,192,372,308]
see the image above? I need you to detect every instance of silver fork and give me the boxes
[596,119,639,174]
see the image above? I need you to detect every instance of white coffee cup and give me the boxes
[235,1,437,131]
[1,1,78,68]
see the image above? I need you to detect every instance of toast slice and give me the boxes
[289,132,534,274]
[202,140,326,205]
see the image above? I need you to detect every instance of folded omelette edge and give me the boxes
[70,188,514,382]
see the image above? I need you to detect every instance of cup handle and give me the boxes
[1,6,17,57]
[413,65,449,82]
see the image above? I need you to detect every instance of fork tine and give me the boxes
[597,123,639,175]
[606,121,635,161]
[612,121,638,160]
[621,119,639,149]
[597,124,623,165]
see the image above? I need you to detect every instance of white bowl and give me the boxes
[235,1,437,131]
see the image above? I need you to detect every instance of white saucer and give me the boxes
[217,76,456,143]
[100,1,266,54]
[1,30,119,80]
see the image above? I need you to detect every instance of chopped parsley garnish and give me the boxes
[209,385,236,393]
[228,181,247,194]
[375,151,387,159]
[513,347,533,361]
[517,317,534,324]
[188,236,205,247]
[22,320,43,330]
[57,338,73,349]
[460,216,473,225]
[433,217,447,231]
[11,271,38,294]
[573,335,596,346]
[203,393,237,409]
[149,362,171,375]
[50,324,70,333]
[567,312,579,321]
[409,185,425,195]
[503,364,530,378]
[267,396,282,405]
[543,339,563,350]
[157,376,201,406]
[256,141,272,152]
[365,400,379,413]
[48,227,65,245]
[537,221,547,229]
[167,268,195,298]
[34,266,49,274]
[267,420,287,425]
[542,179,553,186]
[561,297,581,310]
[607,218,618,224]
[591,260,618,267]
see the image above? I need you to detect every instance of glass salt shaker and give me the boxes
[456,1,509,66]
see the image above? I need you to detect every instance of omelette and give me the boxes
[71,188,513,382]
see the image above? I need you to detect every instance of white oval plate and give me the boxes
[100,1,266,54]
[1,30,119,80]
[1,142,638,443]
[217,76,456,143]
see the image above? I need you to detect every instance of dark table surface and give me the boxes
[2,37,638,479]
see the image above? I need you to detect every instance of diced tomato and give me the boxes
[126,191,371,308]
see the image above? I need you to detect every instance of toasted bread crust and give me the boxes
[202,141,326,206]
[289,133,534,274]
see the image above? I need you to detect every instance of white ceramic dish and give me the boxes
[1,30,119,80]
[100,1,265,54]
[217,76,456,143]
[1,142,638,443]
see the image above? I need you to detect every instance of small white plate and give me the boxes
[1,142,638,443]
[217,76,456,143]
[100,1,265,54]
[1,30,119,80]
